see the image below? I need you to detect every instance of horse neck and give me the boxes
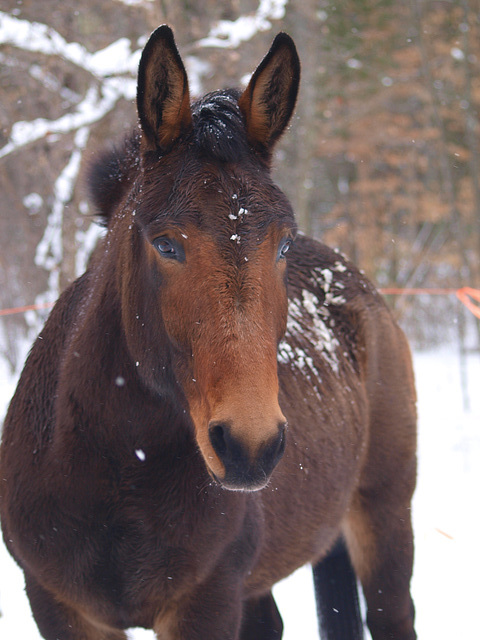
[55,244,189,457]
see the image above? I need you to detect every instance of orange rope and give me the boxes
[1,288,480,318]
[379,288,458,295]
[0,302,54,317]
[455,287,480,319]
[380,286,480,319]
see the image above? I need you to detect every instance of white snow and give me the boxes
[33,126,89,307]
[0,13,141,78]
[1,345,478,638]
[0,13,92,69]
[22,193,43,215]
[75,222,106,277]
[450,47,465,61]
[346,58,363,69]
[284,296,341,374]
[114,0,156,5]
[332,262,347,273]
[0,12,139,160]
[185,56,212,98]
[0,81,135,159]
[310,267,347,306]
[197,0,288,48]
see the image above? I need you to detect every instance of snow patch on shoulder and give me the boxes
[311,267,347,306]
[332,261,347,273]
[279,293,341,375]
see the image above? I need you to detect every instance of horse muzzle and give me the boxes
[208,421,287,491]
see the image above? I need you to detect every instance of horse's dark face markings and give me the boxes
[137,157,294,490]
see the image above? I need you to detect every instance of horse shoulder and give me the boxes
[287,236,416,489]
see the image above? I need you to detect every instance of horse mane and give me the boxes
[85,131,141,226]
[191,89,250,163]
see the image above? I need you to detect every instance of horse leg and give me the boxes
[239,591,283,640]
[312,537,363,639]
[343,478,416,640]
[24,572,127,640]
[154,570,244,640]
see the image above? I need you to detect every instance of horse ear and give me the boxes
[137,25,193,152]
[238,33,300,156]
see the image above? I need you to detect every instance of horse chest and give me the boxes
[71,473,262,626]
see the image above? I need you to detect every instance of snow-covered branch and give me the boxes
[197,0,288,48]
[0,12,141,77]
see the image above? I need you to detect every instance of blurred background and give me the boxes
[1,0,479,373]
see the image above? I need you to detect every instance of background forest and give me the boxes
[1,0,480,372]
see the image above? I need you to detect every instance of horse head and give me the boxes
[105,26,300,491]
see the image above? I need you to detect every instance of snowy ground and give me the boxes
[0,344,479,639]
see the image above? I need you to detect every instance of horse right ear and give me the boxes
[137,25,193,152]
[238,33,300,157]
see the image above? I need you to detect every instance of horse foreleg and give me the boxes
[154,570,244,640]
[239,591,283,640]
[24,572,127,640]
[343,481,416,640]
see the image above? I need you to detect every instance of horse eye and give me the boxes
[153,237,184,262]
[278,239,291,260]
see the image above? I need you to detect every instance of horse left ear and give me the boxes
[137,25,193,152]
[238,33,300,156]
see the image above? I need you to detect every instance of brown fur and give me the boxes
[0,26,416,640]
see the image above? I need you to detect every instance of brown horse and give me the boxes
[0,26,417,640]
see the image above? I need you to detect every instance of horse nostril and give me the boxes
[207,419,287,490]
[208,422,229,459]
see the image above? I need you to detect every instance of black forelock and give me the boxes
[191,89,250,163]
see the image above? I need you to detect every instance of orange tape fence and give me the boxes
[379,287,480,320]
[0,301,55,318]
[0,288,480,319]
[455,288,480,319]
